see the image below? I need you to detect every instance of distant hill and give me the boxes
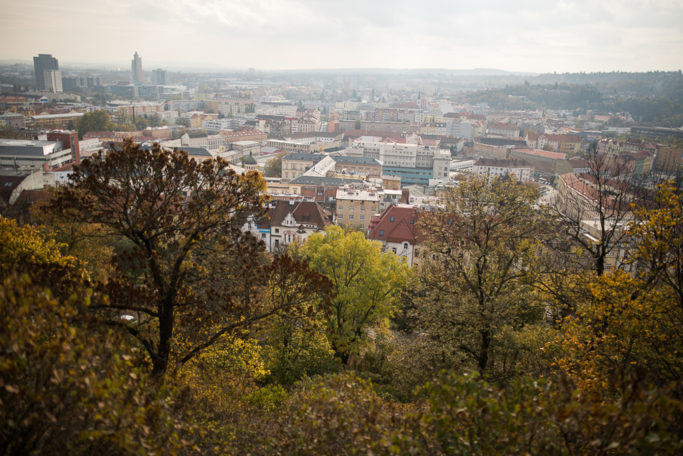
[458,71,683,127]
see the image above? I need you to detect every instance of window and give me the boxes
[360,215,365,220]
[379,230,384,236]
[404,242,409,249]
[338,204,343,210]
[348,215,354,220]
[392,247,397,253]
[275,228,279,233]
[390,216,394,222]
[361,205,365,211]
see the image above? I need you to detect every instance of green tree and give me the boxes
[134,116,149,130]
[264,151,287,178]
[296,226,409,365]
[76,110,113,139]
[414,176,548,379]
[0,217,186,455]
[48,140,323,378]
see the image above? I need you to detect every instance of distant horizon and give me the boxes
[2,58,682,76]
[2,1,682,75]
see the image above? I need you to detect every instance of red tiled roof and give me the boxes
[489,122,518,130]
[368,205,419,244]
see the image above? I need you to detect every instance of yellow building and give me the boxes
[335,188,380,232]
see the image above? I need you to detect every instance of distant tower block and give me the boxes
[152,68,167,85]
[33,54,62,92]
[131,51,143,83]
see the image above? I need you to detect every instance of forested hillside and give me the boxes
[1,141,681,455]
[459,71,683,126]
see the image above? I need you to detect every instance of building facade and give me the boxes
[33,54,62,92]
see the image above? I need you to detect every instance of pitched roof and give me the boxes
[264,200,331,229]
[368,205,419,244]
[291,201,331,228]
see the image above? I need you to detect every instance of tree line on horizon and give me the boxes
[459,72,683,127]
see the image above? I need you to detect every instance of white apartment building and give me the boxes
[351,136,450,185]
[472,158,533,183]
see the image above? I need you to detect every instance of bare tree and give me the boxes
[552,142,642,276]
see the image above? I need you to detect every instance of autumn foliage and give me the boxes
[2,142,682,455]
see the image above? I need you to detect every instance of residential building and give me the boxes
[26,112,84,130]
[351,136,450,186]
[285,175,364,202]
[653,146,683,174]
[488,122,519,138]
[367,204,419,266]
[332,155,382,178]
[509,148,573,175]
[281,153,325,181]
[0,113,25,129]
[335,188,380,232]
[244,200,332,253]
[219,128,267,144]
[472,158,533,183]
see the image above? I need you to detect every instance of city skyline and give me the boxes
[1,1,683,73]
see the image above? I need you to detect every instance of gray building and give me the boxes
[33,54,62,92]
[131,51,143,83]
[152,69,167,85]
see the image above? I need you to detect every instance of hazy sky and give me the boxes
[2,0,682,72]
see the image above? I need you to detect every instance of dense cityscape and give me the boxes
[1,36,683,456]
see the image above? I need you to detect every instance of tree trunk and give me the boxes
[153,300,174,378]
[478,329,491,374]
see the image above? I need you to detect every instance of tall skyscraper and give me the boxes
[131,51,143,83]
[33,53,62,92]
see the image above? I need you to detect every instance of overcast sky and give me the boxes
[2,0,682,72]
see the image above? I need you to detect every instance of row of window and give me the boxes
[338,204,372,211]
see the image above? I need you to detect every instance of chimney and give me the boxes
[401,188,410,204]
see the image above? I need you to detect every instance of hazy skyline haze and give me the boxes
[1,0,682,72]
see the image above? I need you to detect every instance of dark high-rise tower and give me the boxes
[131,51,143,83]
[33,54,61,92]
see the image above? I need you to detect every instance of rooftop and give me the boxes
[282,152,325,162]
[332,155,381,166]
[290,175,363,186]
[513,148,566,160]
